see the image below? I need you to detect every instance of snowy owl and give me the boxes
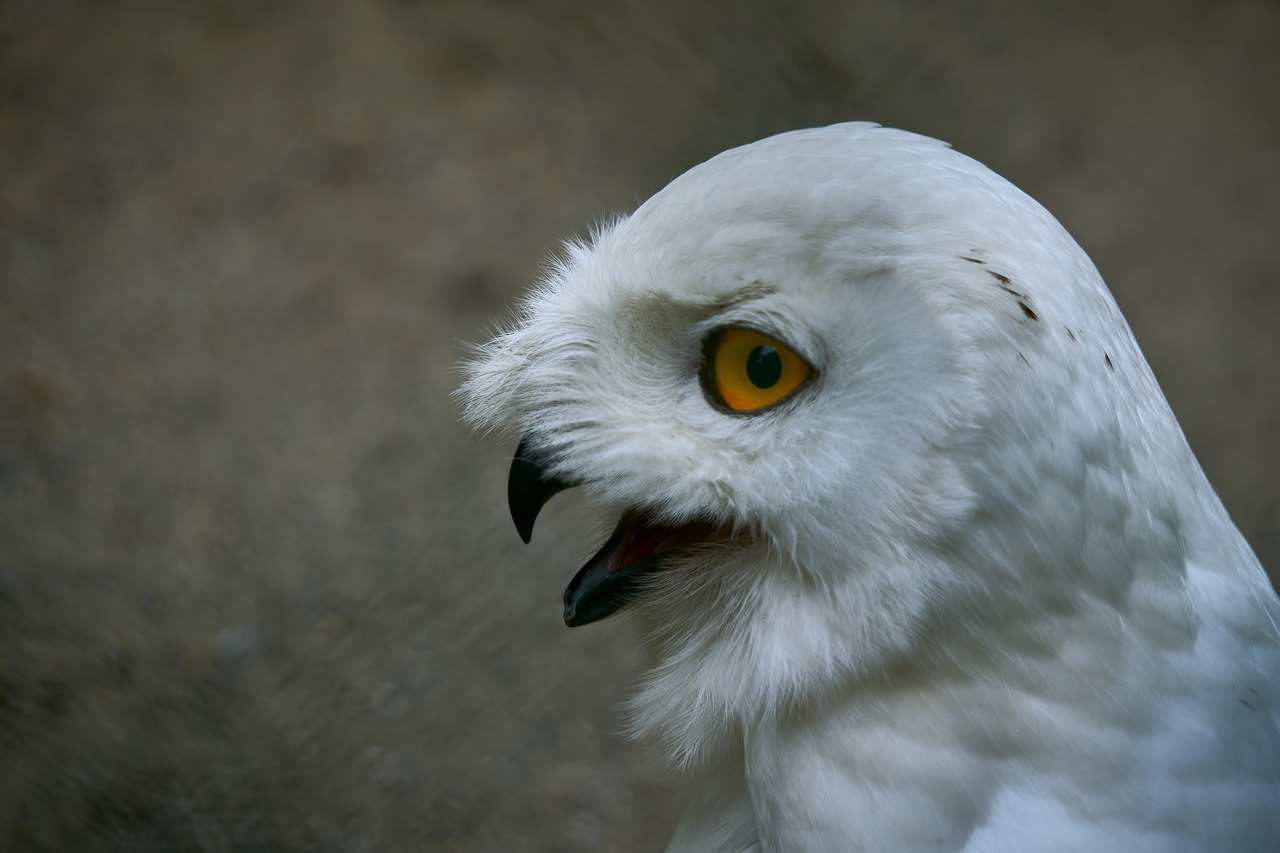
[458,124,1280,851]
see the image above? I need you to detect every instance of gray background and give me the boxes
[2,1,1277,850]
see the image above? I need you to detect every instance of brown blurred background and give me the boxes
[1,1,1277,850]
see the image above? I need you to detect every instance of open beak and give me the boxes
[507,437,728,627]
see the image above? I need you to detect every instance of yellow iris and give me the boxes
[704,327,812,413]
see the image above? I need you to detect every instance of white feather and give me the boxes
[458,123,1280,852]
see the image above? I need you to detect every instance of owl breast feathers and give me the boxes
[459,123,1280,852]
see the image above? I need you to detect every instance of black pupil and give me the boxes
[745,345,783,388]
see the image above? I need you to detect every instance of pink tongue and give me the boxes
[608,513,720,573]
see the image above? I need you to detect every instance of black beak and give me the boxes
[507,437,575,543]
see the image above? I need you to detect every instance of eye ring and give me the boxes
[700,327,814,414]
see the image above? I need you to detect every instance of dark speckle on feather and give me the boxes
[1105,353,1114,371]
[1018,301,1038,321]
[988,270,1027,298]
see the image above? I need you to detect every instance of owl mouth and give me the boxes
[562,510,727,627]
[507,437,727,626]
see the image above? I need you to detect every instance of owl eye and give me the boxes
[703,327,813,413]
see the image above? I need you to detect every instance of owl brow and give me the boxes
[626,281,777,326]
[705,281,777,313]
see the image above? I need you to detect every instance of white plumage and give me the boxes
[459,123,1280,851]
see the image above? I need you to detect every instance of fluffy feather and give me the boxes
[458,123,1280,851]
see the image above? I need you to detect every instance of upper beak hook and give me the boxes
[507,437,575,543]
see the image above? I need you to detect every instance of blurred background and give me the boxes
[2,0,1277,849]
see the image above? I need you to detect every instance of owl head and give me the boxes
[458,123,1185,760]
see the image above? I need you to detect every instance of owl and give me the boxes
[459,124,1280,852]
